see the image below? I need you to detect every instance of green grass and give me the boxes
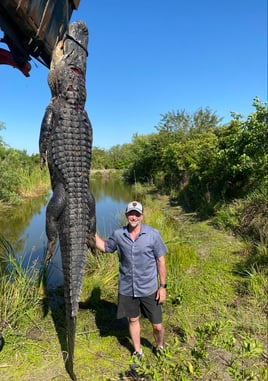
[0,198,267,380]
[0,239,42,330]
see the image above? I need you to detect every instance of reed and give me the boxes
[17,165,50,198]
[0,237,42,329]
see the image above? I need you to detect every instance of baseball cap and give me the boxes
[125,201,143,214]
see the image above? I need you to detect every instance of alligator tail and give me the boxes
[65,315,77,381]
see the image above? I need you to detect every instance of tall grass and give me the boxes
[244,265,268,301]
[214,185,267,245]
[0,237,42,329]
[142,197,197,290]
[0,150,51,204]
[18,165,50,198]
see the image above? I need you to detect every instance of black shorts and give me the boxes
[117,292,162,324]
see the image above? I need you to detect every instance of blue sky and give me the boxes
[1,0,267,155]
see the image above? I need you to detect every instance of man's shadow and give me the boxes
[79,286,152,354]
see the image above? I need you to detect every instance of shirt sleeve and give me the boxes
[104,231,119,253]
[153,229,168,258]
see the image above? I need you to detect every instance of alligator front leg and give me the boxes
[45,182,66,263]
[39,104,54,170]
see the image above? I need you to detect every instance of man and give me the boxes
[95,200,168,358]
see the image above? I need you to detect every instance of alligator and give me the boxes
[39,20,96,381]
[0,331,4,352]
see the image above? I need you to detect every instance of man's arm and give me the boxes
[95,232,106,252]
[156,255,167,303]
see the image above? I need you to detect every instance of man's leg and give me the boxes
[129,316,142,353]
[152,323,165,349]
[140,294,165,349]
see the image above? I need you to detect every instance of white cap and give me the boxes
[125,201,143,214]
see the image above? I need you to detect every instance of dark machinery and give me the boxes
[0,0,80,76]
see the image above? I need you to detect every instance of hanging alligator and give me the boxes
[1,2,96,379]
[39,20,96,380]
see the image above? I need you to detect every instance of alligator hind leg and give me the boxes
[45,182,66,263]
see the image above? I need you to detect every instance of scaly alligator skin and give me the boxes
[0,331,4,352]
[39,21,96,381]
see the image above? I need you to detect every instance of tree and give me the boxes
[156,108,222,198]
[0,121,6,147]
[123,133,163,183]
[107,143,133,169]
[215,97,268,199]
[91,147,107,169]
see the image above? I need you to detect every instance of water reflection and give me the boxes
[0,192,50,257]
[0,176,134,287]
[91,176,134,235]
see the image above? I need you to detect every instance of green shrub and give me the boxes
[214,184,268,246]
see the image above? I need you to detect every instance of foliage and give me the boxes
[93,98,267,221]
[2,96,262,219]
[134,322,266,381]
[0,142,49,204]
[214,184,268,250]
[213,97,267,199]
[0,237,42,329]
[122,133,163,184]
[157,98,267,214]
[0,121,6,147]
[91,146,108,168]
[1,97,267,216]
[239,185,268,246]
[0,146,23,203]
[92,143,133,170]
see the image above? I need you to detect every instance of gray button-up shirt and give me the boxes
[105,223,167,297]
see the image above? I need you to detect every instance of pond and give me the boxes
[0,175,134,287]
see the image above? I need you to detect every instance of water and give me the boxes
[0,176,134,287]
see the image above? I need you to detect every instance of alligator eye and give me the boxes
[59,40,64,53]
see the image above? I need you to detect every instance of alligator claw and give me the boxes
[45,240,56,263]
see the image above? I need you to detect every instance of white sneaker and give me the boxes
[132,349,143,359]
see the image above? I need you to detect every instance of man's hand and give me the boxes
[156,255,167,303]
[156,286,166,304]
[95,232,106,252]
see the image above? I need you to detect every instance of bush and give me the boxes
[214,185,268,246]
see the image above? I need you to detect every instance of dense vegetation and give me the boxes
[0,122,50,204]
[92,97,267,215]
[1,96,267,214]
